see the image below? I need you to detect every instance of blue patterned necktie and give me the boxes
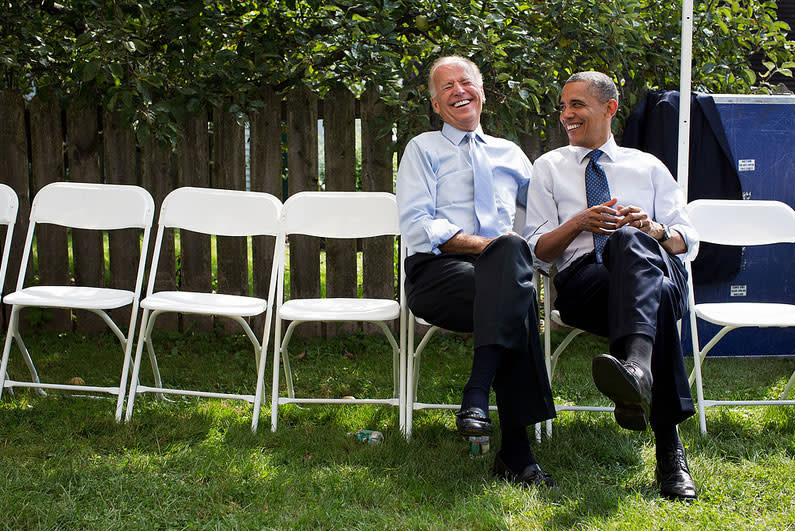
[585,149,611,263]
[467,132,500,238]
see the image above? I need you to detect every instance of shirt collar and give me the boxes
[574,135,618,164]
[442,122,486,146]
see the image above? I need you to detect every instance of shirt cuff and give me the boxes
[427,220,462,255]
[526,237,553,274]
[670,224,700,261]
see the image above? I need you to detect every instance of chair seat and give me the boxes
[552,309,586,330]
[415,316,433,327]
[280,298,399,321]
[551,310,567,327]
[4,286,134,310]
[695,302,795,328]
[141,291,267,317]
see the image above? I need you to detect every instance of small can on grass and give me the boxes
[468,435,490,457]
[352,429,383,445]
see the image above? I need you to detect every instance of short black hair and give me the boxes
[565,71,618,105]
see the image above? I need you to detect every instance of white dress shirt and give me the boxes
[397,122,532,255]
[524,136,699,272]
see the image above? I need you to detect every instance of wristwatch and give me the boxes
[659,224,672,242]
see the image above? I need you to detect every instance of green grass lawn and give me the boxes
[1,328,794,529]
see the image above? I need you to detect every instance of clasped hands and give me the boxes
[579,198,656,236]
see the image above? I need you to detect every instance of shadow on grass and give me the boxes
[3,330,795,527]
[537,417,658,527]
[684,406,795,458]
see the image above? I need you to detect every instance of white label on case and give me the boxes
[738,159,755,172]
[730,285,747,297]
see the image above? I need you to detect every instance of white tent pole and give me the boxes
[677,0,695,200]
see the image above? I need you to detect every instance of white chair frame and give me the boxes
[540,273,613,438]
[0,182,154,421]
[686,199,795,434]
[0,184,19,390]
[404,297,499,439]
[270,191,406,433]
[0,184,18,301]
[125,187,283,432]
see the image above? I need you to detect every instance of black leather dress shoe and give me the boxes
[455,407,493,436]
[592,354,652,431]
[493,452,554,488]
[656,440,698,501]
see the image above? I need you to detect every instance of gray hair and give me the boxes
[565,71,619,105]
[428,56,484,98]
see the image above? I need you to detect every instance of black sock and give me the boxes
[623,334,653,373]
[498,409,535,471]
[460,345,504,413]
[653,423,680,454]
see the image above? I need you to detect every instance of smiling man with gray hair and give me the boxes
[397,55,556,487]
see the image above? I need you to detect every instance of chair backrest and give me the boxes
[159,187,282,237]
[0,184,19,298]
[0,184,18,226]
[146,187,283,297]
[16,182,154,292]
[282,192,399,238]
[30,182,154,230]
[687,199,795,246]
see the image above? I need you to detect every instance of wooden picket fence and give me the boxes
[0,85,399,338]
[0,85,563,337]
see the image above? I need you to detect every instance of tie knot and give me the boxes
[588,149,603,163]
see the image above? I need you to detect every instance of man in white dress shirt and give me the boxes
[397,56,556,487]
[525,71,699,501]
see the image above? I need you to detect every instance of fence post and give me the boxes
[361,87,396,333]
[519,131,543,163]
[30,94,70,331]
[177,113,213,333]
[287,85,320,338]
[67,102,105,334]
[0,91,30,330]
[141,134,177,330]
[213,100,248,333]
[546,112,568,151]
[249,86,283,337]
[103,110,141,328]
[323,84,357,336]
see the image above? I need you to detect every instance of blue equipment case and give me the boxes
[683,94,795,356]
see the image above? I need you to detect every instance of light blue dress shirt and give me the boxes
[397,122,532,255]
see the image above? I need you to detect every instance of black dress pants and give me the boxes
[404,235,556,426]
[553,226,695,428]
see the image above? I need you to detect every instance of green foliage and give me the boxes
[2,0,792,144]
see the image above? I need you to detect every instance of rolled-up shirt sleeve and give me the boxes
[397,138,461,254]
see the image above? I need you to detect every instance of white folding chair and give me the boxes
[0,184,18,300]
[0,182,154,420]
[686,199,795,434]
[125,187,283,432]
[270,191,405,433]
[0,184,19,388]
